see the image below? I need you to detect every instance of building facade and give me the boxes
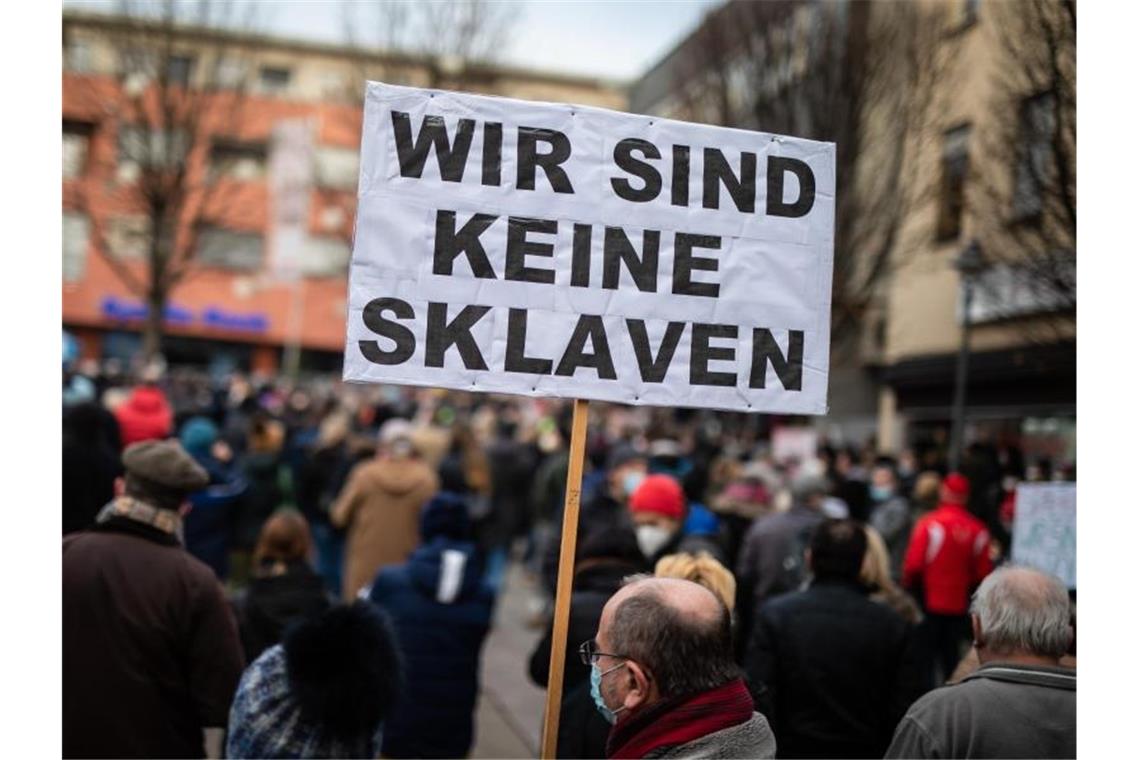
[629,0,1075,468]
[62,10,625,374]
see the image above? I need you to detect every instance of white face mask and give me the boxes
[636,524,673,558]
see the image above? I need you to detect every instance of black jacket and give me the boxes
[62,403,122,535]
[529,559,643,760]
[529,559,643,693]
[744,579,927,759]
[231,562,333,663]
[63,519,245,758]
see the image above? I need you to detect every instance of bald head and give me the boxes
[971,566,1072,660]
[599,576,739,701]
[605,576,723,629]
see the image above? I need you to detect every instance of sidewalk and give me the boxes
[472,561,549,758]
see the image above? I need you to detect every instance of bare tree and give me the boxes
[668,0,958,361]
[69,0,260,360]
[340,0,520,91]
[967,0,1076,341]
[311,1,521,261]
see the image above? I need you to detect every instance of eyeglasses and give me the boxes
[579,639,627,667]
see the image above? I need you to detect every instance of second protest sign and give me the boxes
[344,82,836,414]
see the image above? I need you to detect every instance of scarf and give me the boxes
[94,496,184,545]
[606,677,754,759]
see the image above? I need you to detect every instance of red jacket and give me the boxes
[902,503,993,615]
[114,386,173,448]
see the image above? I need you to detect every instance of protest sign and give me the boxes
[343,82,835,415]
[772,426,820,464]
[1011,482,1076,588]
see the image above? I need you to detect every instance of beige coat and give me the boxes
[331,455,439,600]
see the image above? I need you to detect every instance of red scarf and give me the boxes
[605,677,754,759]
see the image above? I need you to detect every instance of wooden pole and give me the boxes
[540,398,590,760]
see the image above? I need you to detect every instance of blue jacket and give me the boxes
[368,537,494,758]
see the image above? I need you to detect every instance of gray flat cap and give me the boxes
[122,440,209,493]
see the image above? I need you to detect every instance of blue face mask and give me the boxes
[623,471,646,498]
[870,485,893,503]
[590,661,628,725]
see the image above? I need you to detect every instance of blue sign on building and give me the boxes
[100,296,269,334]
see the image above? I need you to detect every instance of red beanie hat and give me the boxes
[629,474,685,520]
[941,472,970,504]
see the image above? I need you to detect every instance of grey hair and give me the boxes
[970,565,1072,658]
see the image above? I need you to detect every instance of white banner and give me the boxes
[343,82,835,414]
[1011,482,1076,588]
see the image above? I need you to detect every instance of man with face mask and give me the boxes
[868,460,913,581]
[583,576,776,758]
[628,474,684,561]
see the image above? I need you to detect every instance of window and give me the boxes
[65,38,92,73]
[107,216,151,259]
[63,212,90,282]
[166,55,195,86]
[319,70,348,99]
[1012,92,1056,222]
[300,235,351,278]
[936,124,971,242]
[63,120,94,179]
[196,226,264,271]
[314,146,360,190]
[216,57,248,89]
[259,66,292,95]
[209,140,268,181]
[119,48,158,94]
[118,126,189,172]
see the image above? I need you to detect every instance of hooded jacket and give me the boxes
[114,385,174,448]
[179,417,247,579]
[226,602,403,759]
[232,562,334,663]
[331,455,439,600]
[367,530,494,759]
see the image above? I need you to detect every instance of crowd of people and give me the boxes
[61,359,1077,759]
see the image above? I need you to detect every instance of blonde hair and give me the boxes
[861,525,924,625]
[859,526,893,591]
[654,552,737,612]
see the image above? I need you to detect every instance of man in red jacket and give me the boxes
[902,472,994,686]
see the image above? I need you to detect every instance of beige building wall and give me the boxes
[62,11,625,110]
[880,0,1074,365]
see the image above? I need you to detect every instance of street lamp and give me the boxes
[948,240,987,472]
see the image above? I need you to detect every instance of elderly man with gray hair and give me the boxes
[885,565,1076,759]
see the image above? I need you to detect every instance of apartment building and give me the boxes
[62,9,625,374]
[629,0,1075,466]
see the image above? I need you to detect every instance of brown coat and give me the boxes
[63,520,245,759]
[332,455,439,600]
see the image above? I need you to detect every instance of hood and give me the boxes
[283,601,403,744]
[407,538,485,604]
[246,565,331,636]
[127,385,169,414]
[362,457,436,497]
